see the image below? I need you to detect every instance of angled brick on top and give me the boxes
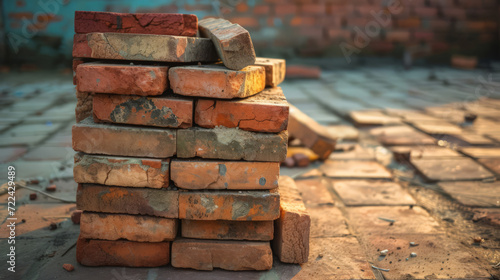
[75,11,198,36]
[72,33,218,63]
[198,18,256,70]
[169,65,265,99]
[254,57,286,87]
[76,63,169,96]
[93,94,193,128]
[195,87,289,132]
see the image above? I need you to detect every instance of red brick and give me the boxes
[171,159,279,190]
[72,117,176,158]
[80,212,178,242]
[194,87,288,132]
[178,189,280,221]
[76,237,170,267]
[288,105,336,160]
[181,220,273,241]
[169,64,265,99]
[273,176,310,264]
[76,63,169,96]
[176,127,288,162]
[73,153,170,189]
[77,184,179,218]
[199,18,256,70]
[254,57,286,87]
[93,94,193,128]
[171,239,272,271]
[75,91,93,123]
[75,11,197,36]
[72,33,218,63]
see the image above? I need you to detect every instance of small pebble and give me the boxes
[473,236,483,243]
[29,193,37,200]
[49,222,57,230]
[63,264,74,272]
[410,242,418,246]
[380,249,389,256]
[410,252,417,257]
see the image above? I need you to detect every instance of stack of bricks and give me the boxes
[71,11,310,270]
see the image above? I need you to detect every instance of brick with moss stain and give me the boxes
[73,153,170,189]
[254,57,286,87]
[171,239,272,271]
[77,184,178,218]
[171,159,279,190]
[72,33,218,63]
[76,63,169,96]
[178,189,279,221]
[77,237,170,267]
[93,94,192,128]
[181,220,273,241]
[273,176,310,264]
[194,87,288,132]
[169,65,265,99]
[72,117,176,158]
[177,127,288,162]
[80,212,178,242]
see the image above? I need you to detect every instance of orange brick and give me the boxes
[254,57,286,87]
[76,237,170,267]
[194,87,288,132]
[171,159,279,190]
[181,220,273,241]
[171,239,272,271]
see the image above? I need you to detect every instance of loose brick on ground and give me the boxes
[72,117,176,158]
[171,159,279,190]
[93,94,193,128]
[77,184,178,218]
[75,91,93,123]
[80,212,178,242]
[273,176,310,264]
[169,65,265,99]
[194,87,288,132]
[73,153,170,189]
[171,239,272,271]
[410,157,494,182]
[198,18,256,70]
[178,189,279,221]
[76,237,170,267]
[254,57,286,87]
[288,104,336,160]
[76,63,169,96]
[308,207,349,238]
[72,33,218,63]
[177,127,288,162]
[181,220,273,241]
[75,11,198,36]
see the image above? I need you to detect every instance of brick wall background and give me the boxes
[1,0,499,68]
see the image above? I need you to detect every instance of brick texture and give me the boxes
[181,220,273,241]
[171,159,279,190]
[75,91,93,123]
[194,87,289,133]
[254,57,286,87]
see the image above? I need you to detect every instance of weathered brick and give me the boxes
[171,239,272,271]
[194,87,288,132]
[76,237,170,267]
[80,212,178,242]
[72,59,87,85]
[75,91,93,123]
[171,159,279,190]
[178,189,280,221]
[286,65,321,79]
[254,57,286,87]
[181,220,273,241]
[72,33,218,63]
[198,18,256,70]
[288,104,336,160]
[77,184,178,218]
[176,127,288,162]
[93,94,193,128]
[73,153,170,189]
[169,65,265,99]
[75,11,198,36]
[273,176,310,264]
[76,63,169,96]
[72,117,176,158]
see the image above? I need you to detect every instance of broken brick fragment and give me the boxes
[62,264,74,272]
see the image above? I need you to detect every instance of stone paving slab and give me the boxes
[320,160,392,179]
[369,125,436,146]
[332,180,416,206]
[307,206,350,238]
[477,158,500,176]
[439,181,500,207]
[389,146,461,159]
[294,178,335,207]
[410,121,463,135]
[410,157,495,182]
[23,145,75,161]
[460,147,500,158]
[0,147,27,163]
[347,206,444,235]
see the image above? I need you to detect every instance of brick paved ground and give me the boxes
[1,65,499,279]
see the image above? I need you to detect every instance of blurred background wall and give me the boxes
[1,0,499,69]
